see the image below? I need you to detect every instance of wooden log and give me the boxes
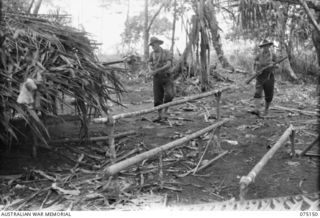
[49,130,136,144]
[93,86,234,124]
[103,118,231,176]
[271,105,317,116]
[239,125,294,200]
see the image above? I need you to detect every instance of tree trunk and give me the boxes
[204,1,233,71]
[0,0,4,47]
[311,14,320,94]
[199,0,208,91]
[170,0,177,55]
[171,15,199,79]
[143,0,149,61]
[200,31,209,91]
[312,24,320,68]
[277,4,298,80]
[32,0,43,15]
[27,0,35,14]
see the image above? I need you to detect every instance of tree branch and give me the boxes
[227,0,320,11]
[27,0,35,14]
[147,3,165,32]
[299,0,320,34]
[276,0,320,10]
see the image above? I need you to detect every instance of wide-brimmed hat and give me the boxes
[259,39,273,48]
[149,36,163,46]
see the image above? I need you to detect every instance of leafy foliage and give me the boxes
[0,12,124,146]
[120,12,172,51]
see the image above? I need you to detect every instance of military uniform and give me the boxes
[253,50,276,103]
[149,47,174,107]
[252,39,277,116]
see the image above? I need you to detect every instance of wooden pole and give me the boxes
[290,130,296,157]
[104,118,231,176]
[271,105,317,116]
[93,86,233,124]
[239,125,294,200]
[299,135,319,157]
[215,91,221,152]
[106,114,116,161]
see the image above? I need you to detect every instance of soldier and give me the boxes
[251,39,278,117]
[148,36,174,122]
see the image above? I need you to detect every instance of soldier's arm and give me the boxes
[152,50,172,75]
[148,53,155,75]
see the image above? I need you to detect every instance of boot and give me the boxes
[153,109,163,122]
[162,107,169,120]
[251,98,261,116]
[264,102,271,116]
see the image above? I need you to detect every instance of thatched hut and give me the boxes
[0,12,124,147]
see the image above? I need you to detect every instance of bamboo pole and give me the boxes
[215,91,222,152]
[93,86,233,123]
[290,130,296,157]
[106,114,116,161]
[195,150,228,173]
[271,105,317,116]
[299,135,319,157]
[239,125,294,200]
[103,118,231,176]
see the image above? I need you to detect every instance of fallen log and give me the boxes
[239,125,294,200]
[271,105,317,116]
[93,86,234,123]
[103,118,232,176]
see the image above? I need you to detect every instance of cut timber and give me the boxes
[104,118,232,176]
[239,125,294,200]
[49,130,136,144]
[299,135,319,157]
[271,105,317,116]
[93,86,234,123]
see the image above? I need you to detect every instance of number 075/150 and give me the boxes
[300,212,319,216]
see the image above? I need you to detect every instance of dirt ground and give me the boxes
[0,71,319,210]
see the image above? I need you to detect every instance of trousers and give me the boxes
[254,70,275,103]
[153,72,174,107]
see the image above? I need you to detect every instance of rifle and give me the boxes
[246,56,288,84]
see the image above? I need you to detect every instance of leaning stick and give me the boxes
[194,150,228,173]
[93,86,233,123]
[299,0,320,35]
[103,118,231,176]
[239,125,294,200]
[299,135,320,157]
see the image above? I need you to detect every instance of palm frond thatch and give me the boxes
[0,13,124,146]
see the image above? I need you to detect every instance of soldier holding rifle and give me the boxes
[249,39,284,117]
[148,36,174,122]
